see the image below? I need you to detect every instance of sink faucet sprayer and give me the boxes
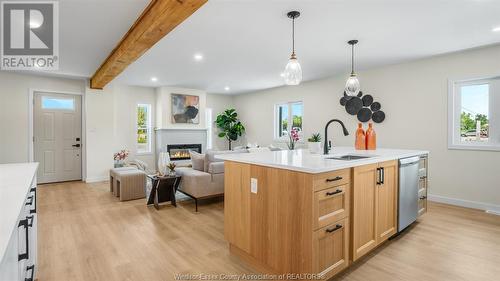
[324,119,349,155]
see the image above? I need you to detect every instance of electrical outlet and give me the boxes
[251,178,258,194]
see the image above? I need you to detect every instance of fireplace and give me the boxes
[167,144,202,160]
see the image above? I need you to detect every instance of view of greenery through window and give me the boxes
[460,84,489,142]
[137,104,150,152]
[278,102,303,137]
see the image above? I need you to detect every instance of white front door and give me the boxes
[34,92,82,183]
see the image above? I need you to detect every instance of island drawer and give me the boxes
[313,217,349,278]
[313,184,350,230]
[313,168,351,191]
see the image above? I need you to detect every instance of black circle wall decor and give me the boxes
[340,96,347,106]
[357,108,372,122]
[372,111,385,123]
[339,91,386,123]
[362,95,373,107]
[345,97,363,115]
[370,102,381,112]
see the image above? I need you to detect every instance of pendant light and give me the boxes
[345,39,360,96]
[283,11,302,85]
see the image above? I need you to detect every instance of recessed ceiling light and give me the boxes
[493,26,500,32]
[280,73,285,77]
[151,77,158,82]
[194,53,203,61]
[224,86,230,91]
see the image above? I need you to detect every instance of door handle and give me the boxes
[381,167,385,184]
[72,144,81,147]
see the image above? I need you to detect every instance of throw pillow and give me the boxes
[190,151,205,171]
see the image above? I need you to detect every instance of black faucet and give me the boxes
[324,119,349,154]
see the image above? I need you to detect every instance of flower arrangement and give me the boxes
[287,128,300,150]
[114,150,129,161]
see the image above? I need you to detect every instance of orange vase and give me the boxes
[355,123,366,150]
[366,123,377,150]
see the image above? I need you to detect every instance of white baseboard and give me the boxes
[428,194,500,215]
[85,176,108,183]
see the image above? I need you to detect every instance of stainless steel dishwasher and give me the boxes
[398,156,420,232]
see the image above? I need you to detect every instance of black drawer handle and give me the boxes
[420,196,427,200]
[29,189,36,214]
[326,224,343,233]
[25,196,34,206]
[18,216,31,261]
[326,176,343,182]
[25,264,35,281]
[325,189,343,196]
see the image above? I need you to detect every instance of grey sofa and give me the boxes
[176,149,248,211]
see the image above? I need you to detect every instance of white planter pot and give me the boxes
[308,142,322,154]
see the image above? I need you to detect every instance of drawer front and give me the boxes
[418,196,427,216]
[313,169,351,191]
[314,184,350,229]
[313,218,349,279]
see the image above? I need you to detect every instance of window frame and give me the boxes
[448,77,500,151]
[136,103,152,154]
[274,101,303,141]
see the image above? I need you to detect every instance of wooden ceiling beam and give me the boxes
[90,0,207,89]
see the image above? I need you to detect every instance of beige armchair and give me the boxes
[176,149,248,211]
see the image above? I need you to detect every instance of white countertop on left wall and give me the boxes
[0,163,38,257]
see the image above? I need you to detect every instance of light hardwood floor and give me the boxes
[38,181,500,281]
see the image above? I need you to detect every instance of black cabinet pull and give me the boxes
[25,264,35,281]
[376,168,381,185]
[420,195,427,200]
[29,188,36,214]
[326,224,343,233]
[326,176,343,182]
[25,196,34,206]
[72,144,81,147]
[325,189,343,196]
[18,217,30,261]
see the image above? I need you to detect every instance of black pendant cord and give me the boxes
[351,43,354,74]
[292,17,295,55]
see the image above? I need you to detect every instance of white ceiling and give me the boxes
[27,0,500,94]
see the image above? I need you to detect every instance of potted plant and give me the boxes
[215,109,245,150]
[307,133,322,154]
[287,128,300,150]
[167,162,177,177]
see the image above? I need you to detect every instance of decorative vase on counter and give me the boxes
[355,123,366,150]
[114,160,124,168]
[366,123,377,150]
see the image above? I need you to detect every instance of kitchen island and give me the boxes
[217,147,428,279]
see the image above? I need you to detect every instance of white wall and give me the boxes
[0,71,86,163]
[206,94,235,150]
[85,83,156,182]
[233,44,500,210]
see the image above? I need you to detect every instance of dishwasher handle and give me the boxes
[400,156,420,167]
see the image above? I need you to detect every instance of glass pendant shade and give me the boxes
[284,55,302,85]
[345,74,360,96]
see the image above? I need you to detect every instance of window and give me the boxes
[137,104,152,153]
[42,96,74,110]
[275,101,303,139]
[449,77,500,150]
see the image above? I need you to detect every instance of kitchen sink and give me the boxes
[325,154,374,161]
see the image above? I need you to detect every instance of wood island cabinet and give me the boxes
[352,160,398,261]
[224,159,401,279]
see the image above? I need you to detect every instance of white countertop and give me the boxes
[0,163,38,259]
[216,147,428,173]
